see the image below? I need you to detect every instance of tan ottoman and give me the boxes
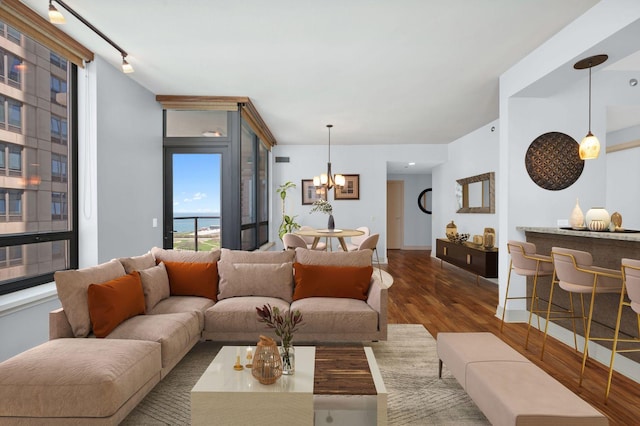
[0,338,161,425]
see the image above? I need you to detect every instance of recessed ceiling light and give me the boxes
[630,78,638,87]
[408,162,416,166]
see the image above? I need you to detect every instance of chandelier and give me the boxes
[313,124,345,190]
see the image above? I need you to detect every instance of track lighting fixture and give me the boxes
[47,0,134,74]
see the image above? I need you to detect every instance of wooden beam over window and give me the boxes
[155,95,277,148]
[0,0,93,68]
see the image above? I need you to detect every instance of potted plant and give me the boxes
[276,181,300,239]
[256,304,304,375]
[310,199,335,230]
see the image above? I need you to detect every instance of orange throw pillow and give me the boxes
[293,262,373,301]
[163,261,218,301]
[87,271,145,338]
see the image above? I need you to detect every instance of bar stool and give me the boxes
[605,258,640,403]
[501,241,554,349]
[542,247,622,387]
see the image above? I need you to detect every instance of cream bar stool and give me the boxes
[501,241,554,349]
[605,258,640,403]
[542,247,622,387]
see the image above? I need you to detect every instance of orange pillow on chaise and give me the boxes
[87,271,146,338]
[292,262,373,301]
[162,260,218,301]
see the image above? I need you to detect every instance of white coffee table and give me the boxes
[191,345,387,426]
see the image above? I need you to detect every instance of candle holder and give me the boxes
[251,335,282,385]
[245,346,253,368]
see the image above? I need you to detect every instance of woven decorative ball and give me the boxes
[251,335,283,385]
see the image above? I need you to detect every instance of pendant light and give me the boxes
[574,54,608,160]
[313,124,345,190]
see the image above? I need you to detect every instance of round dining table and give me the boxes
[295,228,365,252]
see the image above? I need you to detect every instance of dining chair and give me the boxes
[605,258,640,403]
[298,225,327,251]
[357,233,382,281]
[345,226,370,251]
[541,247,622,388]
[501,240,554,349]
[282,233,307,250]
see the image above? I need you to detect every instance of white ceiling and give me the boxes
[21,0,603,151]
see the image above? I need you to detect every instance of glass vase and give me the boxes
[279,344,295,375]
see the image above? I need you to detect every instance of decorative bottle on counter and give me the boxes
[446,221,457,238]
[569,198,585,229]
[483,227,495,249]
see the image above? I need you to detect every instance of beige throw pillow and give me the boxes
[54,259,126,337]
[217,262,294,302]
[294,248,373,267]
[138,262,171,312]
[220,248,295,264]
[118,252,155,274]
[151,246,221,263]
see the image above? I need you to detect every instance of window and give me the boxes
[50,76,67,105]
[51,115,68,145]
[51,192,67,220]
[51,154,67,182]
[0,96,22,132]
[0,24,78,295]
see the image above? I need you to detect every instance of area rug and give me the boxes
[122,324,488,425]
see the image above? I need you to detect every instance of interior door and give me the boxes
[164,149,223,250]
[387,180,404,249]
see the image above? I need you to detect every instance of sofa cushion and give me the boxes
[293,262,373,301]
[54,259,126,337]
[163,260,218,300]
[118,252,155,274]
[88,271,146,338]
[295,247,372,266]
[218,262,294,302]
[220,248,295,264]
[151,246,221,263]
[139,262,171,312]
[0,338,161,418]
[107,312,200,370]
[204,296,290,333]
[290,297,378,333]
[148,296,215,330]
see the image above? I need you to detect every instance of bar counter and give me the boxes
[516,226,640,363]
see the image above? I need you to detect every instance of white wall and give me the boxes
[271,144,448,260]
[431,120,500,251]
[0,57,162,362]
[387,173,432,249]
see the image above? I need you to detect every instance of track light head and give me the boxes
[48,1,66,24]
[121,56,134,74]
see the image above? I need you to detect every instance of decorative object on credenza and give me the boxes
[472,235,484,246]
[525,132,584,190]
[251,335,283,384]
[569,198,585,229]
[334,174,360,200]
[310,199,334,230]
[483,227,495,249]
[585,207,610,231]
[301,179,327,205]
[314,124,345,191]
[574,54,608,160]
[611,212,622,230]
[446,221,458,238]
[418,188,432,214]
[446,233,470,244]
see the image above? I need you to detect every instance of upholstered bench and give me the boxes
[0,338,161,425]
[437,332,608,426]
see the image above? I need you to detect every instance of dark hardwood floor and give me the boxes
[382,250,639,426]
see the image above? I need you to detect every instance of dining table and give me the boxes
[295,228,365,252]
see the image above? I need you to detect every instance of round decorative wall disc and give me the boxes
[525,132,584,191]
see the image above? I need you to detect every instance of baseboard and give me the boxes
[401,245,431,250]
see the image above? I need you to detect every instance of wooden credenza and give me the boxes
[435,238,498,278]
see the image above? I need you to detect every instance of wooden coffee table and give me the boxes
[191,345,387,426]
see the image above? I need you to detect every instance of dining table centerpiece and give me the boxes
[310,199,335,230]
[256,304,304,375]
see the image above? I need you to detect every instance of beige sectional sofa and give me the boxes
[0,247,388,425]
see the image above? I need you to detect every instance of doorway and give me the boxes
[164,150,224,250]
[387,180,404,249]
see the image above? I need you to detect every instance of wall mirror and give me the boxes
[456,172,495,213]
